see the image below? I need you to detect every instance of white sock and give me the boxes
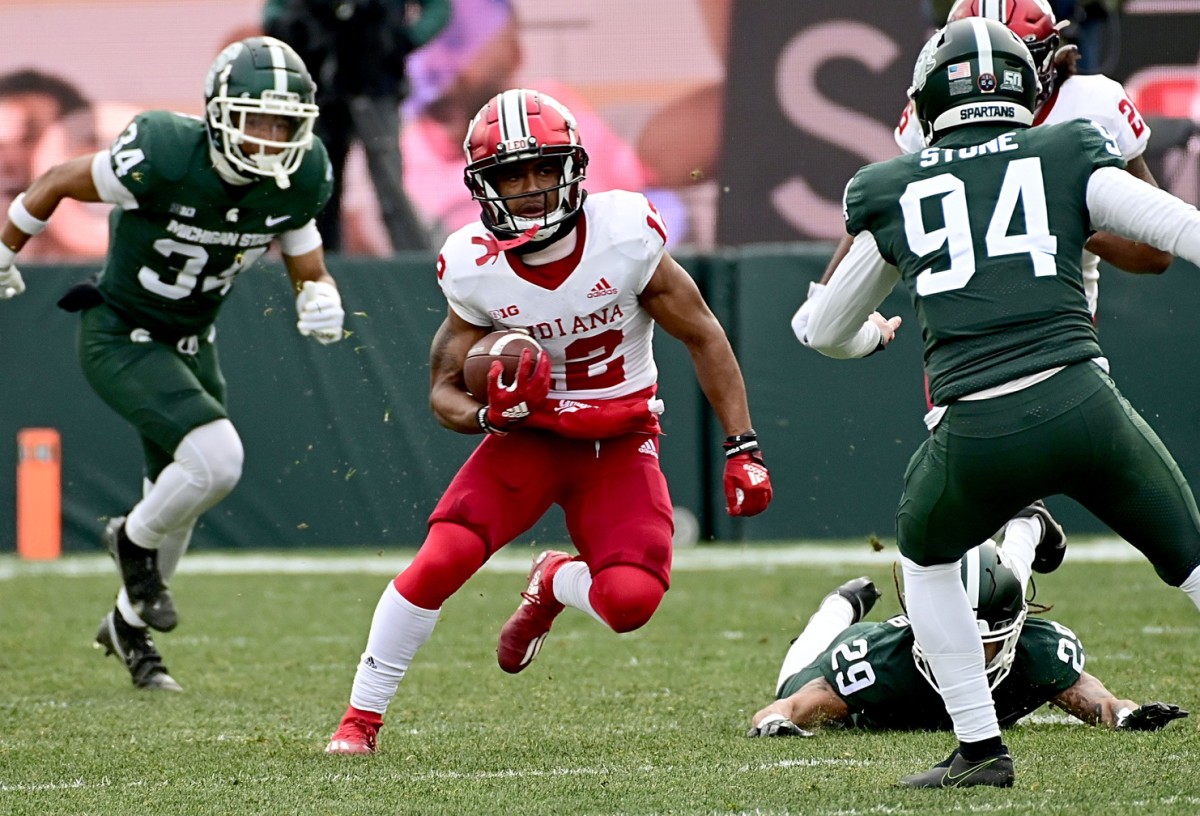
[116,591,147,628]
[114,485,195,629]
[348,582,440,715]
[137,477,195,582]
[552,561,606,625]
[1179,563,1200,611]
[775,594,854,696]
[901,556,1000,743]
[1000,516,1040,592]
[156,523,195,584]
[126,420,243,549]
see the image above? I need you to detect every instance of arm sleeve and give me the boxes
[279,220,323,256]
[90,150,138,209]
[806,230,901,359]
[1087,166,1200,263]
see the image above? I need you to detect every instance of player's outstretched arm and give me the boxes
[1085,155,1173,274]
[640,251,752,438]
[1052,671,1137,726]
[805,231,902,358]
[1087,166,1200,269]
[748,678,849,737]
[641,252,772,516]
[1051,670,1187,729]
[0,153,103,299]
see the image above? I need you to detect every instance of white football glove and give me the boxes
[0,245,26,300]
[746,713,813,738]
[790,280,826,347]
[295,280,344,344]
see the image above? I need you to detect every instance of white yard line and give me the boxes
[0,538,1144,580]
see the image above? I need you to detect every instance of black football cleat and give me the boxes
[104,516,177,632]
[898,750,1014,789]
[832,576,882,624]
[95,610,182,692]
[1015,501,1067,574]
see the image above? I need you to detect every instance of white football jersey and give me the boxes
[437,190,668,400]
[893,74,1152,315]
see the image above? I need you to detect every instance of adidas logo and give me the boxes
[743,463,768,485]
[364,656,377,669]
[587,277,618,298]
[555,399,597,415]
[638,439,658,458]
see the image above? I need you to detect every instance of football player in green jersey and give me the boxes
[805,18,1200,788]
[0,37,342,692]
[749,540,1187,739]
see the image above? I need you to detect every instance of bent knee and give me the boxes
[179,419,244,495]
[591,565,666,633]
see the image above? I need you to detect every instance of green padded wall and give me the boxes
[2,252,1198,553]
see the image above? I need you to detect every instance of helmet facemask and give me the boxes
[912,541,1029,692]
[205,37,319,189]
[472,151,584,242]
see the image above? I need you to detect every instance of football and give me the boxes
[463,330,543,397]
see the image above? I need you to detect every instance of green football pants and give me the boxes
[898,361,1200,585]
[79,303,228,481]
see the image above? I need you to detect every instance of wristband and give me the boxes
[1115,706,1133,727]
[723,429,760,459]
[0,243,15,269]
[476,405,508,436]
[8,193,49,236]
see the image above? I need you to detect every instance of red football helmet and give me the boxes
[462,88,589,243]
[947,0,1066,103]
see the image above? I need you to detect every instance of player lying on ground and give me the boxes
[749,539,1187,737]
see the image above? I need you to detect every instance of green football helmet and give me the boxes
[913,540,1028,691]
[908,17,1039,145]
[204,36,319,188]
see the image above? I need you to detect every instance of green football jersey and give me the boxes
[777,616,1084,731]
[97,110,332,336]
[844,120,1125,404]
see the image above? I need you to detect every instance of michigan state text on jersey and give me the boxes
[95,109,331,336]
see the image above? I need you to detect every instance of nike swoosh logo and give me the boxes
[944,756,1005,786]
[265,215,291,227]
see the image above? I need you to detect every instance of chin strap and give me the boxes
[272,163,292,190]
[471,225,541,266]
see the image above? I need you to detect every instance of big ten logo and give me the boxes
[489,304,520,320]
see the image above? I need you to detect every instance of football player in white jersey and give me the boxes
[796,0,1169,333]
[325,88,774,755]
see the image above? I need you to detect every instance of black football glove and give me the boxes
[746,714,813,738]
[1117,702,1189,731]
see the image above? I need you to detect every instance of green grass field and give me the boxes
[1,541,1198,815]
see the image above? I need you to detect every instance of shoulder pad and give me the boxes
[124,111,208,184]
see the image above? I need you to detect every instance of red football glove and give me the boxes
[723,431,772,517]
[479,348,551,434]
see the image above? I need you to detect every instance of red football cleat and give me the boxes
[325,706,383,755]
[497,550,572,674]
